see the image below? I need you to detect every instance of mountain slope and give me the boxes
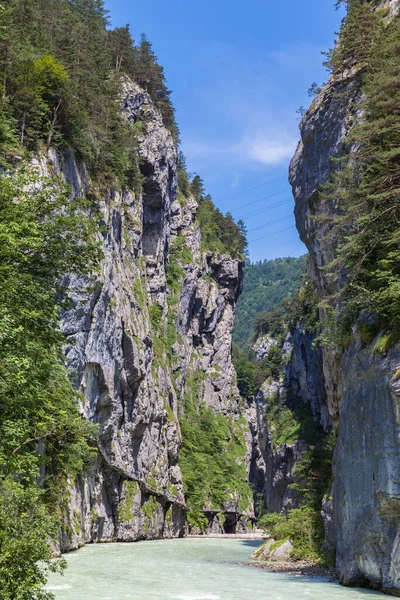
[233,256,306,347]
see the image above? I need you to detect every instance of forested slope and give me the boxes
[233,256,306,347]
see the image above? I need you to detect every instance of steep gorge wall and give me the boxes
[47,79,249,550]
[289,2,400,592]
[247,322,330,516]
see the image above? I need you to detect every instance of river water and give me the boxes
[47,538,384,600]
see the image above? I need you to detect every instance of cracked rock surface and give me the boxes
[41,79,248,550]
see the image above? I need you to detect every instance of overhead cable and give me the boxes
[238,199,293,220]
[248,225,296,244]
[247,214,293,234]
[218,174,288,203]
[230,188,290,212]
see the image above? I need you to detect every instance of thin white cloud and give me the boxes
[180,39,314,171]
[183,131,297,168]
[243,137,297,165]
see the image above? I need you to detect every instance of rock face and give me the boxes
[282,325,330,431]
[252,335,277,361]
[247,324,330,516]
[334,337,400,592]
[289,74,360,426]
[289,3,400,593]
[251,537,293,562]
[51,79,247,550]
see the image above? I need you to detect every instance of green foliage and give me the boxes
[0,0,179,180]
[251,279,318,348]
[258,507,321,561]
[258,434,335,562]
[307,82,322,97]
[324,0,382,74]
[119,481,139,522]
[372,328,400,356]
[0,479,65,600]
[233,270,318,401]
[321,11,400,341]
[13,54,68,148]
[393,368,400,381]
[149,297,182,370]
[179,387,252,531]
[266,394,322,450]
[233,344,283,399]
[175,157,247,258]
[129,34,179,142]
[196,195,247,258]
[149,303,163,332]
[166,234,192,296]
[0,166,100,598]
[286,280,320,335]
[190,174,205,200]
[142,495,159,519]
[253,309,287,344]
[177,152,190,197]
[234,256,306,347]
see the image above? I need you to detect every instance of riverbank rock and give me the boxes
[251,537,293,562]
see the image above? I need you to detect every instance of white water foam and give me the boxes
[169,594,220,600]
[46,584,72,590]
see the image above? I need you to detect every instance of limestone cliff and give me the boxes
[47,78,248,550]
[248,322,329,517]
[289,1,400,592]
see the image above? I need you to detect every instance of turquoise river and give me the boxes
[46,538,385,600]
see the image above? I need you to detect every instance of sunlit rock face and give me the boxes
[289,1,400,592]
[45,79,246,551]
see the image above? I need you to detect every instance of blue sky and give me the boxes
[105,0,344,262]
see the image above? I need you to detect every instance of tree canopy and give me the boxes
[0,0,179,180]
[0,166,99,599]
[321,6,400,342]
[233,256,306,347]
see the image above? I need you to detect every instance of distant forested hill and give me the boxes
[233,256,307,347]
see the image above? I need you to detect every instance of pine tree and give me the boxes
[190,174,205,200]
[131,34,179,141]
[323,11,400,331]
[107,25,136,72]
[325,0,382,74]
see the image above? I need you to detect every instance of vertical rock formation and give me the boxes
[289,2,400,593]
[50,78,249,550]
[248,323,330,516]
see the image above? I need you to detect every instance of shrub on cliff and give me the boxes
[179,397,252,531]
[177,161,248,259]
[322,8,400,340]
[0,166,99,598]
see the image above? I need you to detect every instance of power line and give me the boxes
[238,198,293,220]
[218,174,288,203]
[248,225,296,244]
[247,214,293,234]
[230,188,290,212]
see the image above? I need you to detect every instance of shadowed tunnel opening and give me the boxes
[141,160,164,258]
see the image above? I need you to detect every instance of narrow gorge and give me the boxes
[2,0,400,598]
